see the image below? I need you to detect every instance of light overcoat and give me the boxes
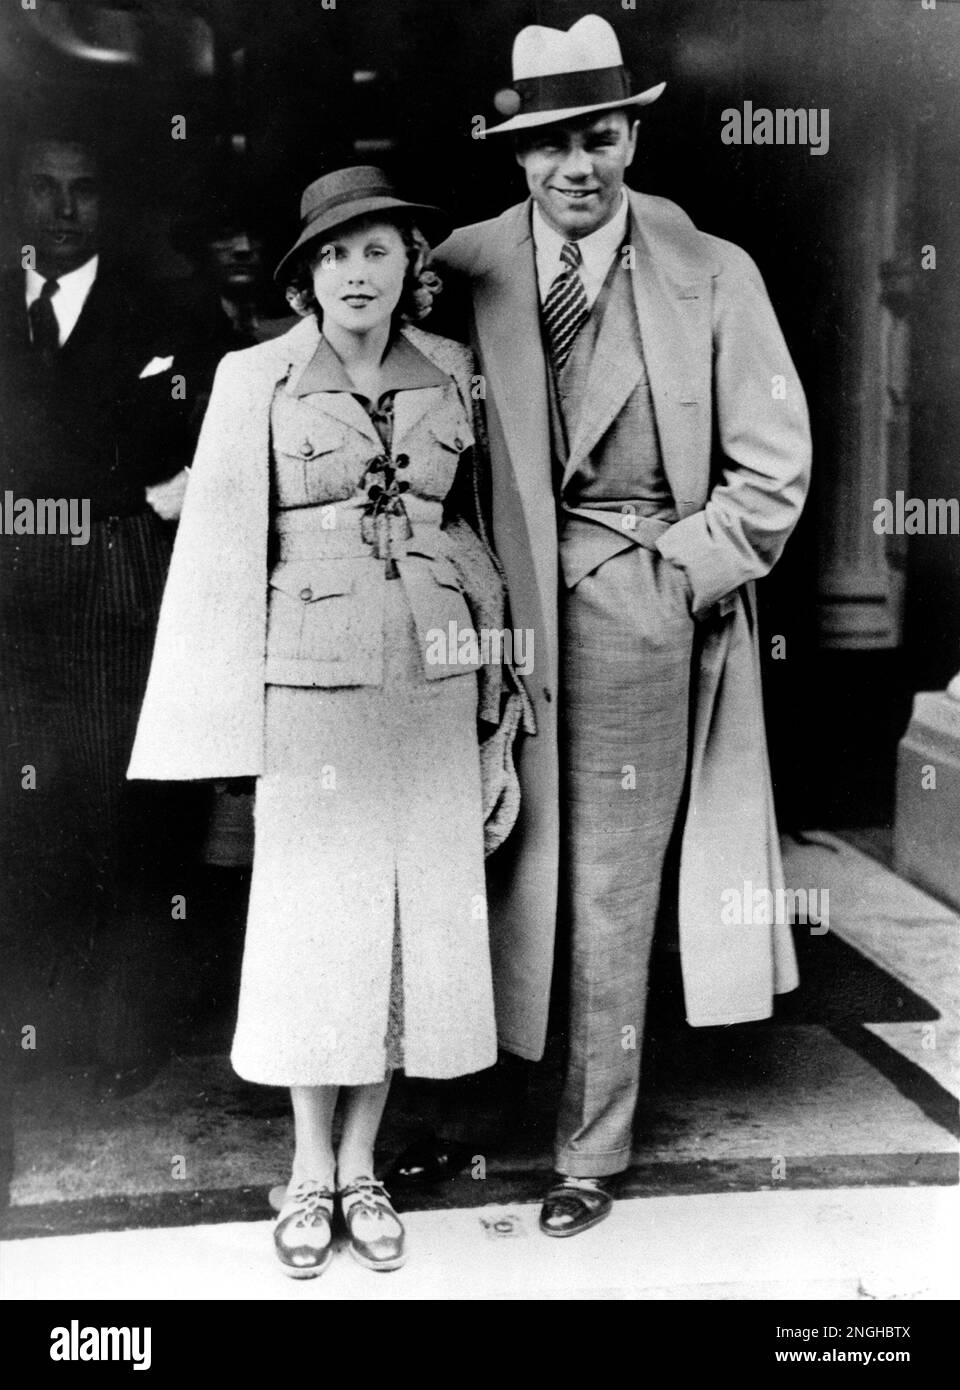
[434,189,813,1058]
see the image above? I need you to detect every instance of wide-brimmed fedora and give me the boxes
[274,166,451,284]
[485,14,665,137]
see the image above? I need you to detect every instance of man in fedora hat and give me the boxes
[432,14,811,1235]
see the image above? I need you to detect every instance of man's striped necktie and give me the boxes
[542,240,588,374]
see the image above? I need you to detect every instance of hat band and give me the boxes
[513,64,632,116]
[300,181,399,227]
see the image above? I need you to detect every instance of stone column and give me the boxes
[817,125,914,649]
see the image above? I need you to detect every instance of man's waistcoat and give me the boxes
[547,243,676,590]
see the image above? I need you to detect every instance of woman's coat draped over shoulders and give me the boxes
[128,316,502,782]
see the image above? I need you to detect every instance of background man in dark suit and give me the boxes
[0,130,198,1096]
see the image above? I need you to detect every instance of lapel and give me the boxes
[303,389,382,445]
[60,272,123,361]
[56,267,178,402]
[287,324,448,451]
[625,190,713,516]
[392,385,446,451]
[473,205,551,482]
[389,330,451,448]
[286,326,381,445]
[561,261,644,491]
[472,202,556,637]
[60,268,159,386]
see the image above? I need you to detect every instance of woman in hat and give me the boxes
[128,166,531,1276]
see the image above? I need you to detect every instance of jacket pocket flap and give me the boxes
[272,416,346,461]
[400,551,463,591]
[268,562,355,601]
[429,413,475,454]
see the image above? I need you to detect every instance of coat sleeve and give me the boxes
[655,242,811,614]
[127,351,271,780]
[447,344,536,736]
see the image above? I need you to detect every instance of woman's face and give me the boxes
[309,216,408,335]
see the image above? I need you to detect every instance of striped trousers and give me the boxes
[0,513,187,1068]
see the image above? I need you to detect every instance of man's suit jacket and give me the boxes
[0,263,192,517]
[433,189,812,1059]
[0,262,199,922]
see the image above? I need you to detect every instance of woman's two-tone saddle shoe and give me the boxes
[273,1180,336,1277]
[338,1176,407,1271]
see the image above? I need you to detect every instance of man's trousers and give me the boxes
[555,541,694,1177]
[0,513,188,1071]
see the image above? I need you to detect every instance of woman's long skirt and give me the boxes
[231,580,498,1085]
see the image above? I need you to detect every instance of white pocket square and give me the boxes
[139,355,174,378]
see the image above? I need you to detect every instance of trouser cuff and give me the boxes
[555,1149,630,1179]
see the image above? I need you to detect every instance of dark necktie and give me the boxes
[542,241,589,373]
[28,277,60,355]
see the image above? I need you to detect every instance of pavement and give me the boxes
[2,1186,957,1301]
[2,832,958,1300]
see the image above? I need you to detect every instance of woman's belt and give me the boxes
[273,500,445,562]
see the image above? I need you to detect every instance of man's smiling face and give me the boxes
[515,110,638,240]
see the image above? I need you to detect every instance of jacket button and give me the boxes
[300,438,314,457]
[542,687,552,703]
[299,586,313,601]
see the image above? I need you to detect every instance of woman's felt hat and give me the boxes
[274,166,451,284]
[486,14,665,136]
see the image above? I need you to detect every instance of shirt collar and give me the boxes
[292,328,449,399]
[531,190,629,280]
[25,253,99,302]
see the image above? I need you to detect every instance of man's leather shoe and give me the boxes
[387,1133,474,1184]
[539,1176,613,1237]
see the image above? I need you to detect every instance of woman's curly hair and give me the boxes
[283,217,443,324]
